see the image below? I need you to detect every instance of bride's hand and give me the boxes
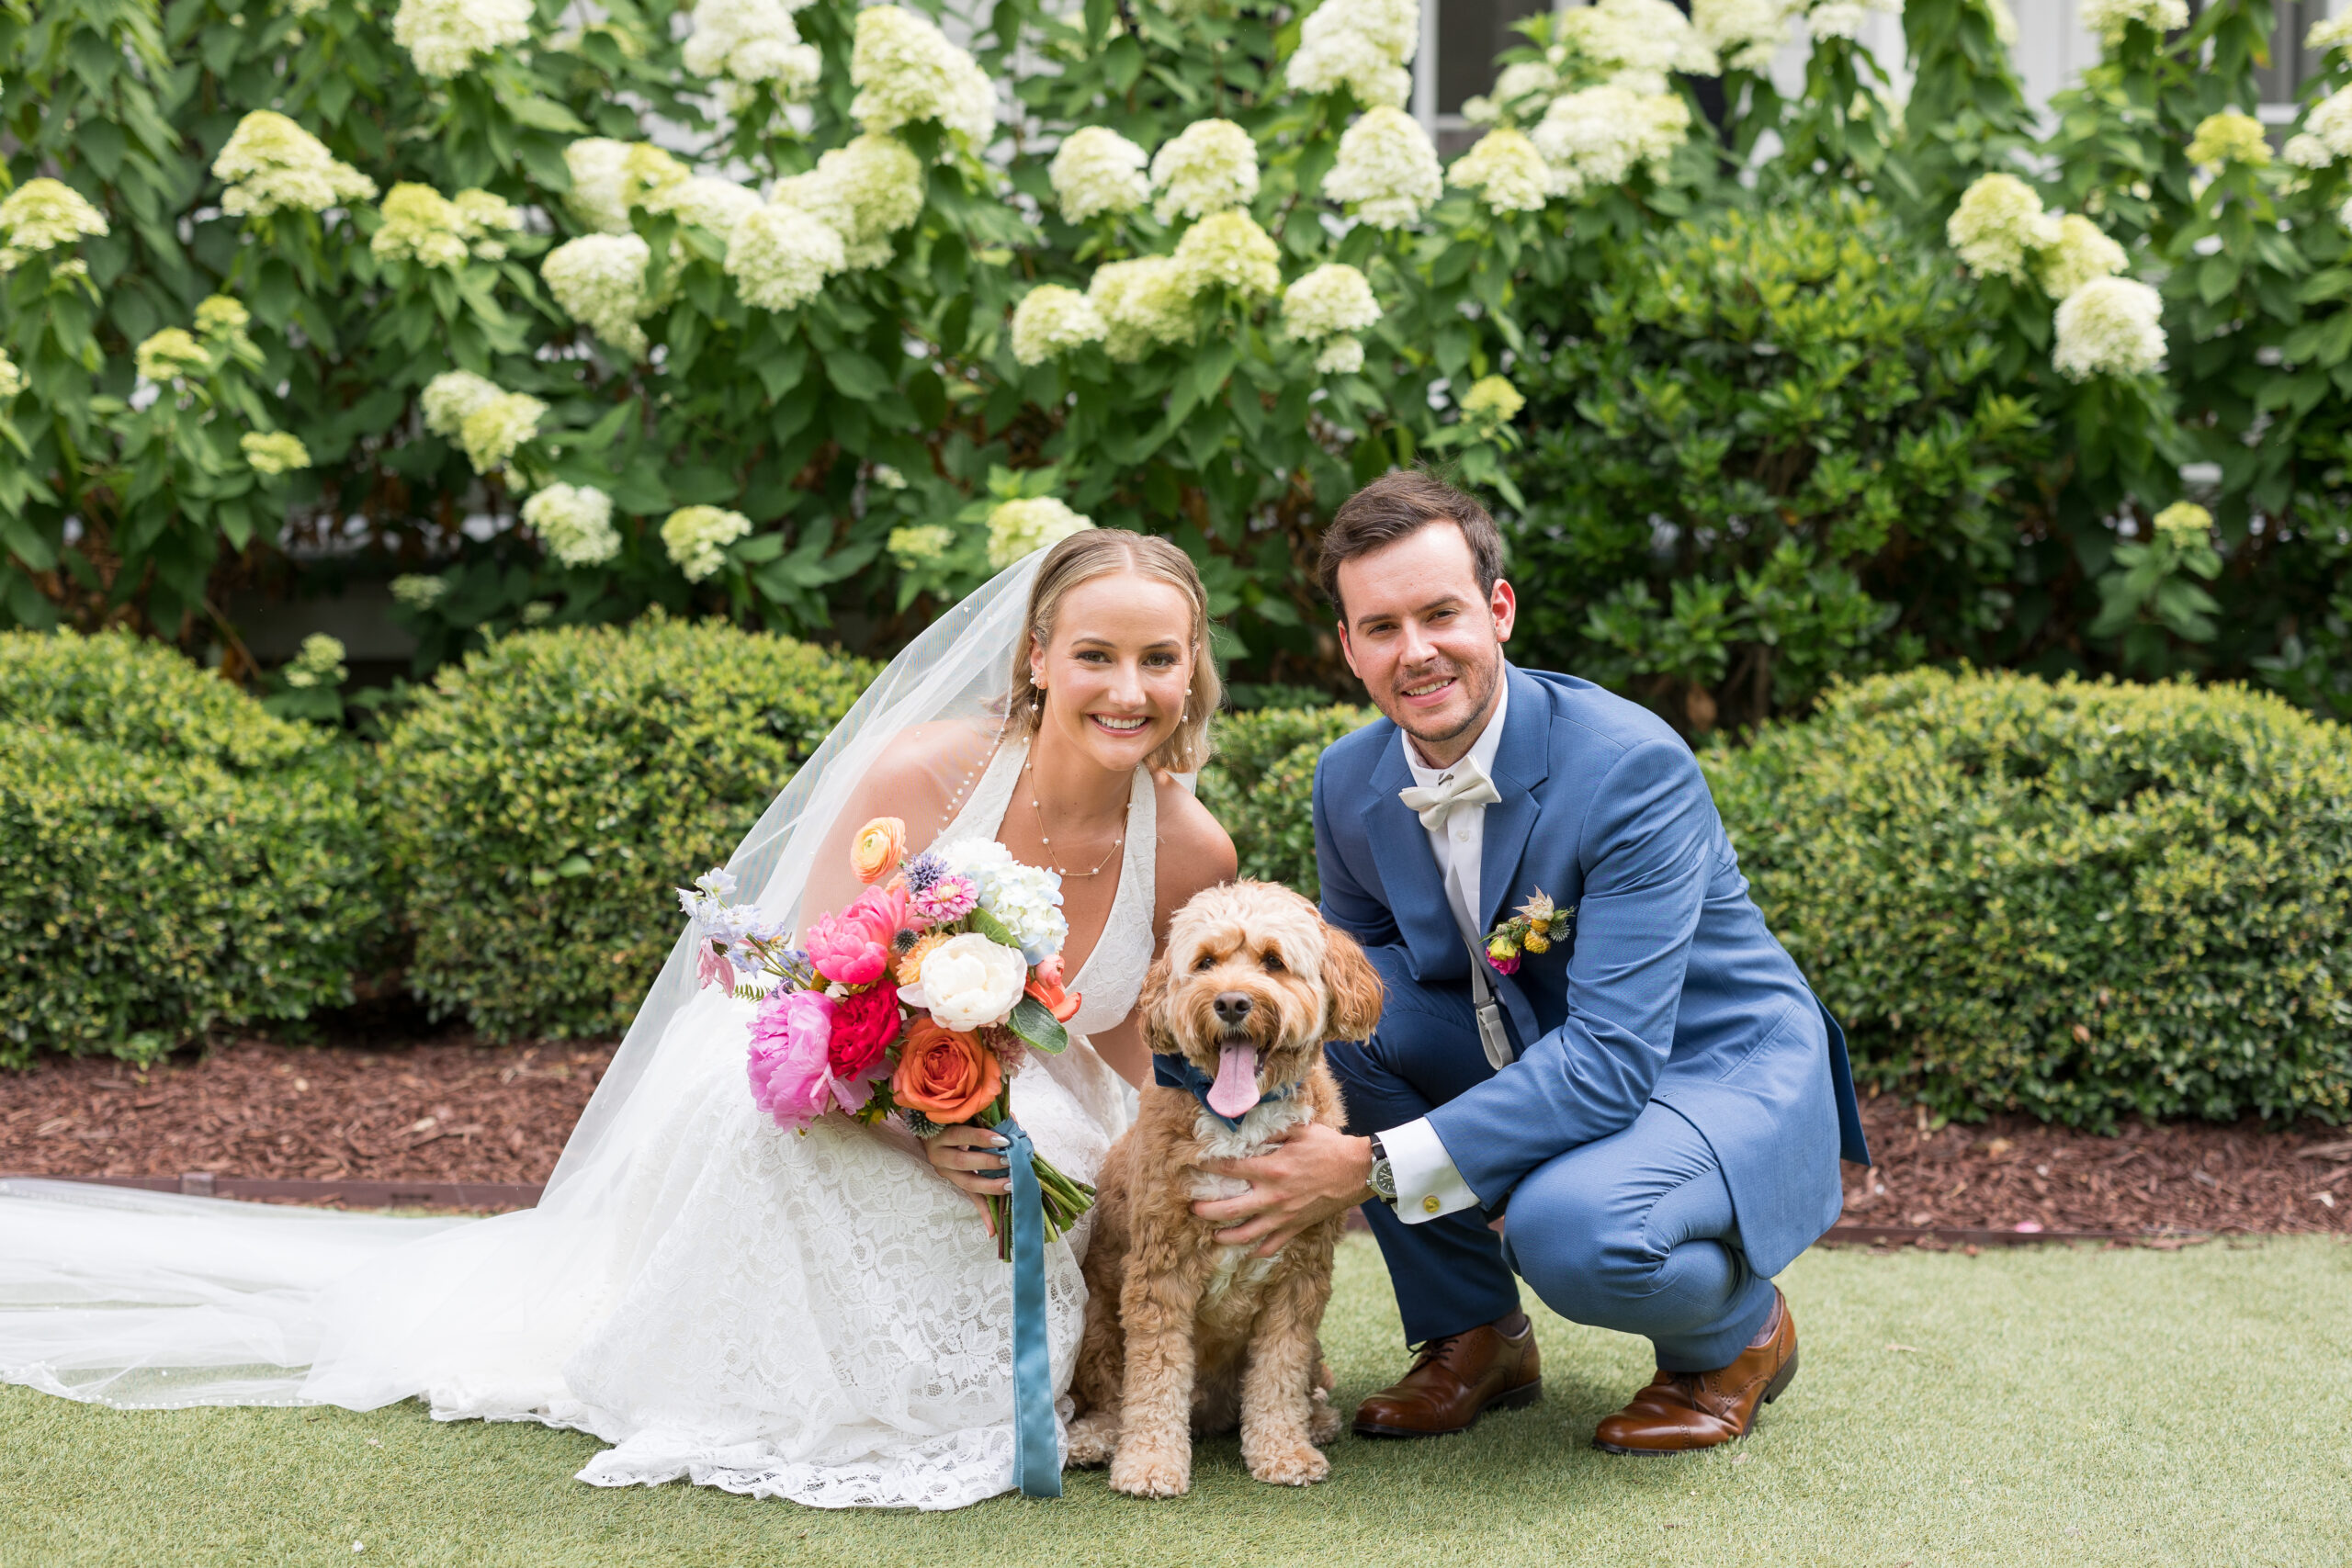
[926,1125,1011,1226]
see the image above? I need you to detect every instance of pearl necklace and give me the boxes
[1024,755,1130,879]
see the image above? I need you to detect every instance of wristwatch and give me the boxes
[1366,1134,1398,1205]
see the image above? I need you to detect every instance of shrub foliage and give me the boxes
[1196,703,1374,898]
[0,630,383,1066]
[375,615,872,1039]
[1705,669,2352,1130]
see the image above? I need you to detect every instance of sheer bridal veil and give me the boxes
[0,554,1047,1412]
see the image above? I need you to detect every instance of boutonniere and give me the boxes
[1484,889,1575,976]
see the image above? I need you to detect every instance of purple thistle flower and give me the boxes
[901,851,950,893]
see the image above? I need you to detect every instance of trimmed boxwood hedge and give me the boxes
[1197,704,1376,900]
[376,615,876,1041]
[1704,669,2352,1130]
[0,630,384,1067]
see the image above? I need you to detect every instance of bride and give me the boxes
[0,529,1238,1511]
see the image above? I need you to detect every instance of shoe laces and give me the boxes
[1407,1333,1464,1371]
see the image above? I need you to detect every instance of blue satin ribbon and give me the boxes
[993,1116,1062,1499]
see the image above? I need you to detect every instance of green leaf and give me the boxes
[1010,995,1070,1055]
[967,907,1020,949]
[825,350,894,400]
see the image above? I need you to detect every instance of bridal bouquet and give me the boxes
[679,819,1094,1251]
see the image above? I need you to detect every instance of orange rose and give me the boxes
[851,817,907,885]
[892,1019,1003,1122]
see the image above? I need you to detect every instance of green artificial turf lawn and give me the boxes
[5,1235,2349,1568]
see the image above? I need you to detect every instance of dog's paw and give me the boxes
[1307,1389,1343,1447]
[1067,1412,1120,1468]
[1247,1441,1329,1487]
[1109,1447,1192,1499]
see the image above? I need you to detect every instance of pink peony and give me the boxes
[807,884,907,987]
[747,988,837,1131]
[827,981,903,1112]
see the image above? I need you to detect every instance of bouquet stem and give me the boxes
[982,1091,1095,1261]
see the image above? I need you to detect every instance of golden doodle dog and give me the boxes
[1068,881,1384,1497]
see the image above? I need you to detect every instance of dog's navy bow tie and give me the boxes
[1149,1052,1297,1132]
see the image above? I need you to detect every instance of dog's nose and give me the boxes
[1212,991,1253,1027]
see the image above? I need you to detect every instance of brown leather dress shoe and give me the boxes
[1352,1314,1543,1438]
[1592,1287,1799,1455]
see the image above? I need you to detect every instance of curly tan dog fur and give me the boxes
[1069,881,1385,1496]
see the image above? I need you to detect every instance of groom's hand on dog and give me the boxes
[1192,1122,1374,1258]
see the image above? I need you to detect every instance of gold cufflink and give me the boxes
[1422,1195,1442,1213]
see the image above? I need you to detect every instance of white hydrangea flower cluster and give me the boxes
[1449,128,1554,214]
[684,0,820,103]
[1804,0,1896,42]
[2308,86,2352,162]
[0,351,22,401]
[725,203,846,309]
[850,6,996,148]
[774,133,926,267]
[241,431,311,475]
[563,140,689,235]
[935,839,1069,962]
[196,295,251,345]
[888,524,957,566]
[1984,0,2019,46]
[1559,0,1717,85]
[2312,14,2352,56]
[372,183,519,268]
[136,328,210,383]
[2150,501,2212,546]
[391,0,532,77]
[1284,0,1420,110]
[391,574,448,609]
[1321,107,1443,230]
[1011,285,1108,366]
[281,634,347,689]
[0,178,109,270]
[1150,118,1259,223]
[2186,110,2270,169]
[1464,61,1561,128]
[1693,0,1795,73]
[662,505,753,581]
[986,496,1093,570]
[2283,132,2333,170]
[2037,214,2128,301]
[1170,210,1282,297]
[642,175,764,241]
[524,483,622,567]
[1088,256,1196,361]
[1945,172,2060,281]
[421,370,546,474]
[2078,0,2188,39]
[214,111,377,218]
[1282,263,1380,373]
[1049,127,1150,223]
[1459,374,1526,430]
[2052,276,2166,380]
[1532,84,1691,199]
[544,234,656,357]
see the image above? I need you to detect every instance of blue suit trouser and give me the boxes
[1328,976,1781,1372]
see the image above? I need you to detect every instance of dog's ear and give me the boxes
[1320,924,1385,1043]
[1137,950,1177,1055]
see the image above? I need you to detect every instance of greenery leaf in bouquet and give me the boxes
[1009,995,1070,1055]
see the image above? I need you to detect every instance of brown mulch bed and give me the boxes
[5,1039,2350,1235]
[1840,1088,2352,1237]
[0,1037,615,1190]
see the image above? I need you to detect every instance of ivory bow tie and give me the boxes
[1398,758,1501,830]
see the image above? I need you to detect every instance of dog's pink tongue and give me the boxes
[1205,1043,1261,1119]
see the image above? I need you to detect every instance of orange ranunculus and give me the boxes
[892,1018,1002,1122]
[851,816,907,885]
[1024,953,1082,1024]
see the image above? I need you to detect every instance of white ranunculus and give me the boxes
[905,931,1029,1031]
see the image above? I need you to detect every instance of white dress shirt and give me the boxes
[1380,680,1507,1226]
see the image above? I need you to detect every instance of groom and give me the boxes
[1197,471,1870,1454]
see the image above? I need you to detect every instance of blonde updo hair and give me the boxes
[1007,529,1221,774]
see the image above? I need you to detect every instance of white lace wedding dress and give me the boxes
[0,738,1151,1513]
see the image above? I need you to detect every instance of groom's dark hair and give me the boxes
[1317,469,1505,621]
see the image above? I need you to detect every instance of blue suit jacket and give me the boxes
[1314,664,1869,1278]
